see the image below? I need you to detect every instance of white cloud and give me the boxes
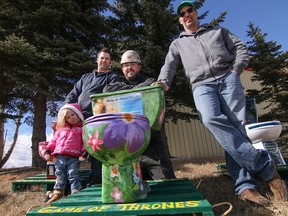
[3,134,32,168]
[2,113,59,168]
[2,123,54,169]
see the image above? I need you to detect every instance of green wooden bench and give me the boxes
[26,178,214,216]
[12,169,90,192]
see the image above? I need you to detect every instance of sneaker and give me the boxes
[46,189,64,204]
[71,189,80,194]
[44,191,52,202]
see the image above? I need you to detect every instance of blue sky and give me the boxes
[3,0,287,168]
[173,0,287,51]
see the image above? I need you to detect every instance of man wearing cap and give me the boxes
[154,1,287,205]
[65,48,121,186]
[104,50,176,180]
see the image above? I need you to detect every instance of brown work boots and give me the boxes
[240,189,270,206]
[268,170,288,201]
[240,170,287,206]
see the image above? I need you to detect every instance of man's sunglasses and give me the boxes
[179,7,194,17]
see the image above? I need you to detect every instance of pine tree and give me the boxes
[246,22,288,122]
[0,0,111,168]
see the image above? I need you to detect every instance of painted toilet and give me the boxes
[245,121,286,165]
[83,85,165,203]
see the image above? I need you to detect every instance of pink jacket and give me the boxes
[46,121,85,158]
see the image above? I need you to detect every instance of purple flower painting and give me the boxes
[102,113,150,153]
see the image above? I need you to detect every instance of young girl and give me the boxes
[45,103,86,204]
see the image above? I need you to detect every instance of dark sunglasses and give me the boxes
[179,7,194,17]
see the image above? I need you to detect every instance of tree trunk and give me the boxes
[31,92,47,168]
[0,105,5,161]
[0,113,22,168]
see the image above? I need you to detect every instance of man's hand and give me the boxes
[151,81,169,91]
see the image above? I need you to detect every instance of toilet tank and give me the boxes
[90,85,165,131]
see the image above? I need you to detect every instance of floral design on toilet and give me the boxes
[83,113,151,203]
[83,85,165,203]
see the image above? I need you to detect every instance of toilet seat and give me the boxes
[245,121,281,130]
[245,121,282,143]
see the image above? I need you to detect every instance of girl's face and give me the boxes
[65,109,80,125]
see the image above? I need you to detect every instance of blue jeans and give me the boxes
[54,155,81,193]
[192,72,276,195]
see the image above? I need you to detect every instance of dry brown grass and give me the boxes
[0,169,45,216]
[173,159,288,216]
[0,159,287,216]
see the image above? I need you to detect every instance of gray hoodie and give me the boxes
[158,24,249,90]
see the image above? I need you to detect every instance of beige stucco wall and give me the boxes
[165,107,224,159]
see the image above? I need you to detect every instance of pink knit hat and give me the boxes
[58,103,84,121]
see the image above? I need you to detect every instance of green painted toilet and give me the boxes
[83,85,165,203]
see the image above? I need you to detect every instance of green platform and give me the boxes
[26,178,214,216]
[12,169,90,192]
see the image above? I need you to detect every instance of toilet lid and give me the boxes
[246,121,281,130]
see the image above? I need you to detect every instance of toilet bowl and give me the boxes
[245,121,282,143]
[245,121,285,165]
[84,113,151,164]
[83,112,151,203]
[83,85,165,203]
